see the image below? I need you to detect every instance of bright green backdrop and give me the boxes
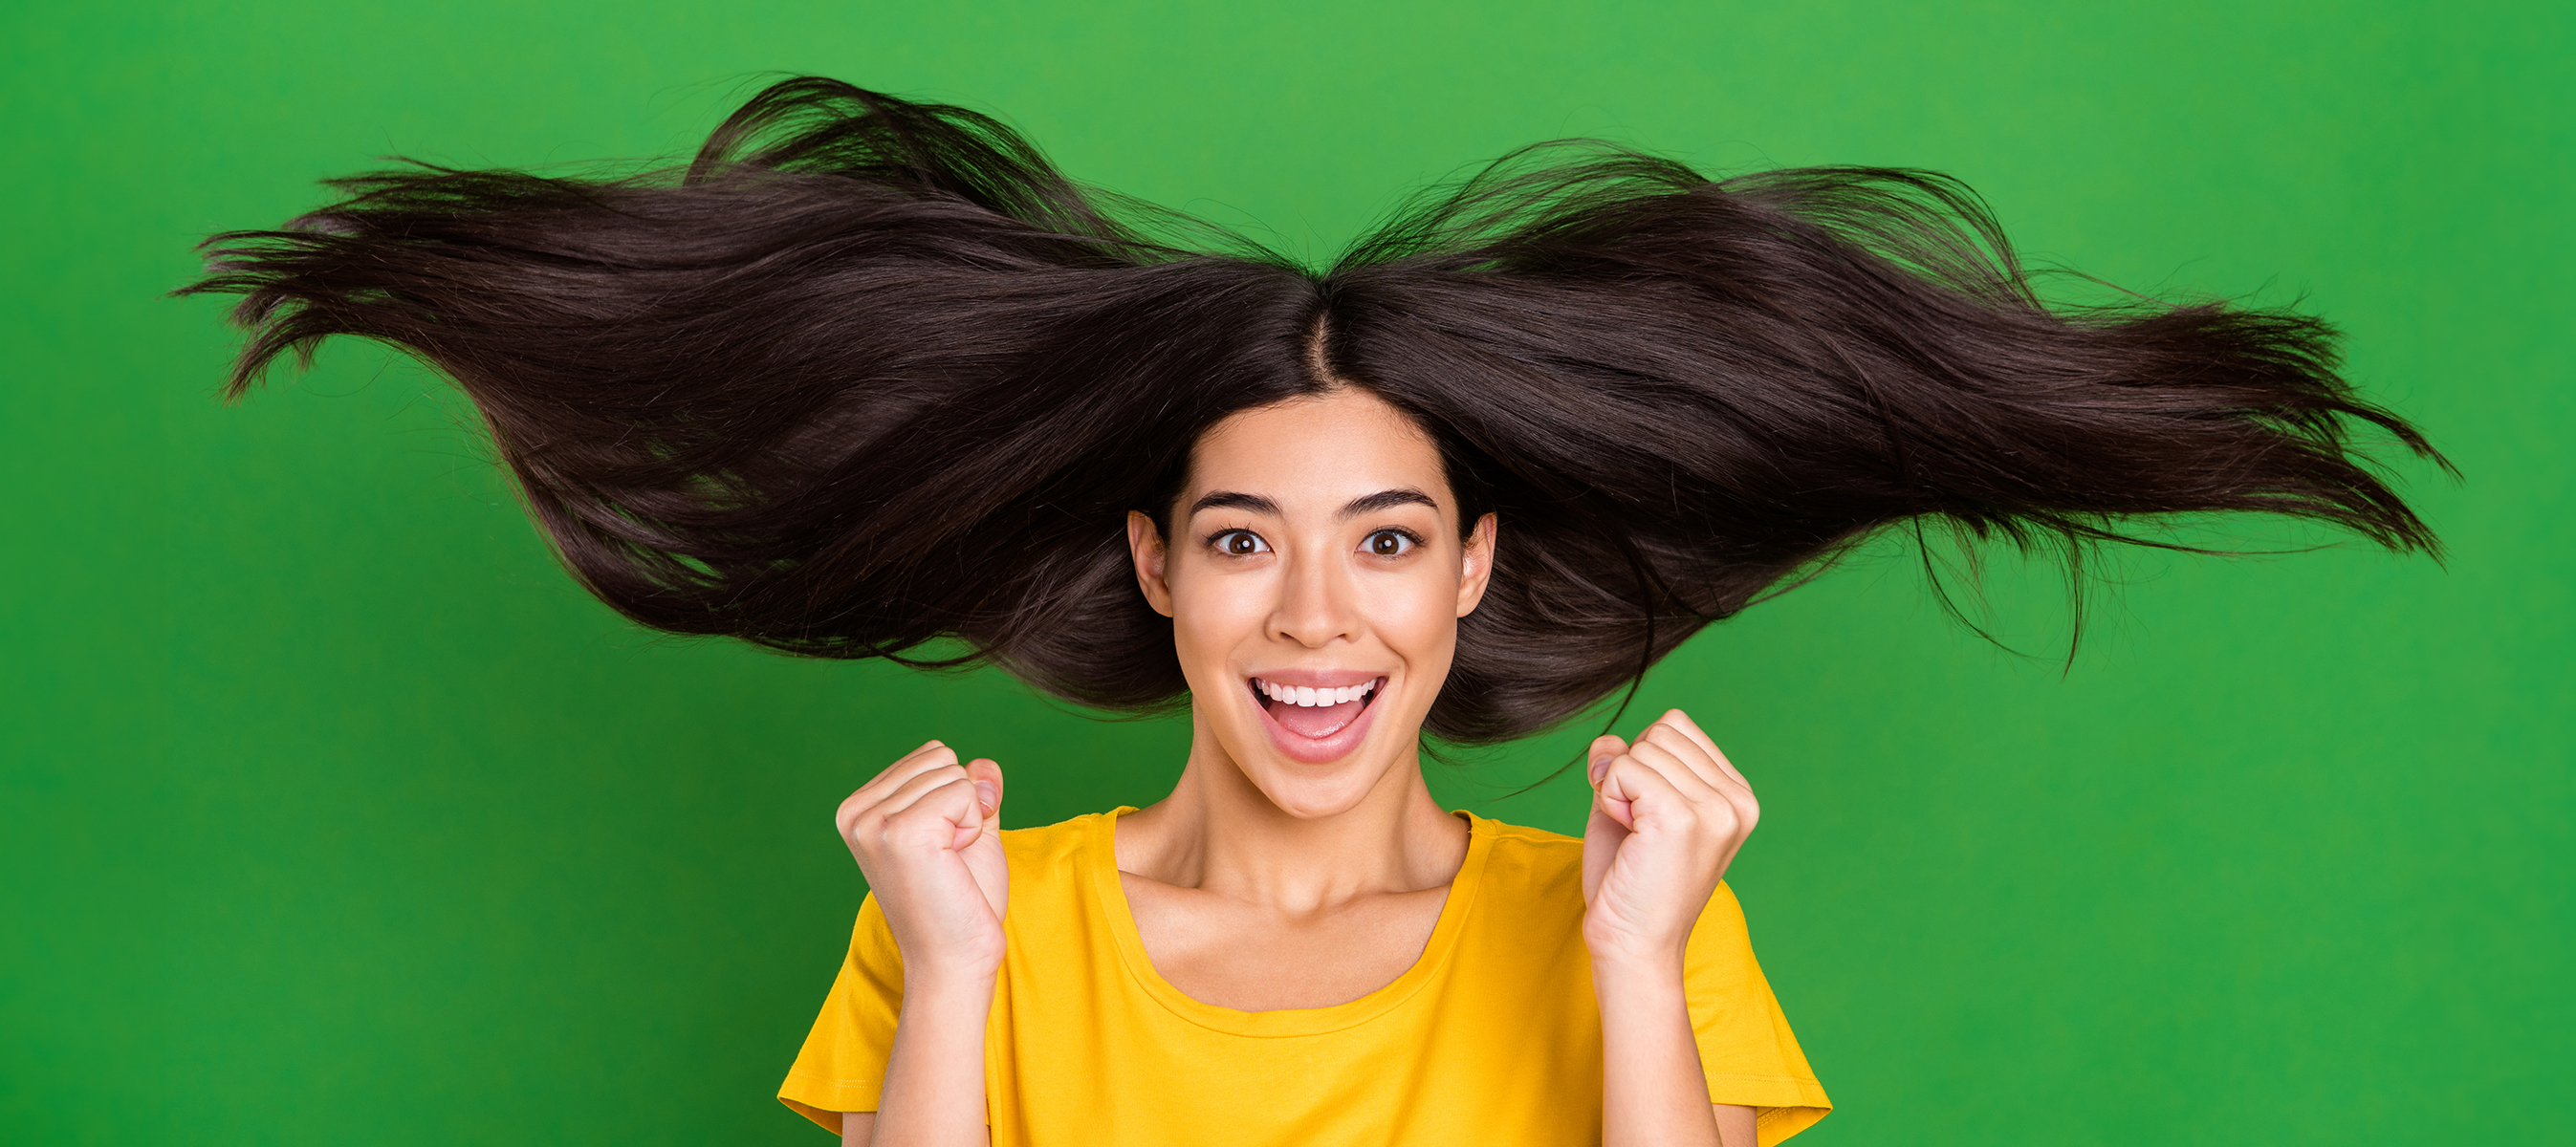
[4,2,2566,1144]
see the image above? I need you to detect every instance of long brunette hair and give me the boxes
[185,77,2441,743]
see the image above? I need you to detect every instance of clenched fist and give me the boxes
[1579,709,1759,967]
[836,740,1012,977]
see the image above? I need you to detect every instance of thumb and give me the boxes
[1585,734,1634,831]
[944,758,1006,852]
[964,757,1005,821]
[1585,734,1628,789]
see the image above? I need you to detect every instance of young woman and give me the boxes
[188,78,2439,1147]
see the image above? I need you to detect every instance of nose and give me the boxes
[1268,543,1362,649]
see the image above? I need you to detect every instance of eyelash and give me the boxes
[1363,528,1423,556]
[1206,528,1270,556]
[1201,528,1425,557]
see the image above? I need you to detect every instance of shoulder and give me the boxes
[991,809,1131,956]
[1459,812,1752,940]
[1462,812,1586,910]
[1468,812,1583,861]
[993,808,1130,901]
[997,808,1119,871]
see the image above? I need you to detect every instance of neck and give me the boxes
[1116,707,1469,913]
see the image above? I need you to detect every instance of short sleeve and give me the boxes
[778,894,906,1134]
[1686,881,1832,1145]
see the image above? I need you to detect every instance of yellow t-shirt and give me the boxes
[780,809,1830,1145]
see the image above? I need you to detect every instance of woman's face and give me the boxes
[1127,387,1495,819]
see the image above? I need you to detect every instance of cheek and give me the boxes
[1366,575,1462,668]
[1168,574,1268,673]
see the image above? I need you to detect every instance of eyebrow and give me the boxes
[1337,487,1439,519]
[1187,487,1439,520]
[1188,490,1280,517]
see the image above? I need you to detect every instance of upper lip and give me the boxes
[1247,669,1387,688]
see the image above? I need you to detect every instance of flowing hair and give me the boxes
[183,76,2441,743]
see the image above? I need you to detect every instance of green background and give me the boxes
[4,2,2566,1143]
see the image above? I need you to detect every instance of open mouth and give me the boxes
[1247,675,1386,757]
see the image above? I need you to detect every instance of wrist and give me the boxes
[1583,915,1689,975]
[897,930,1008,987]
[1587,943,1688,990]
[897,963,1000,1015]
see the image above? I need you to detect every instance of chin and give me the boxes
[1247,762,1392,819]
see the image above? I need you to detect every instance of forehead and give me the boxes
[1184,389,1450,509]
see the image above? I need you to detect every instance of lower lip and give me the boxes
[1255,680,1386,765]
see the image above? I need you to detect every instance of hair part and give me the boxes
[1143,317,1495,549]
[185,76,2443,744]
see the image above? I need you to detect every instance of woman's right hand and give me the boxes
[836,740,1011,977]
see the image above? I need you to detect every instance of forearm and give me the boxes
[1595,952,1733,1147]
[859,968,995,1147]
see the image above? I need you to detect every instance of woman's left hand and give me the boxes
[1580,708,1759,967]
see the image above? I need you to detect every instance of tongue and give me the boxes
[1274,697,1365,739]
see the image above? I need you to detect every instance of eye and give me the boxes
[1363,530,1418,557]
[1212,530,1271,556]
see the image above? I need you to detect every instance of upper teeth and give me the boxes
[1257,678,1378,707]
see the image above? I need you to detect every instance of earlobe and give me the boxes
[1126,510,1176,618]
[1455,512,1498,617]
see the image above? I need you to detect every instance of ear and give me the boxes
[1126,510,1175,617]
[1454,512,1498,617]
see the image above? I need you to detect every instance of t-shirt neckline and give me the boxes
[1085,805,1495,1038]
